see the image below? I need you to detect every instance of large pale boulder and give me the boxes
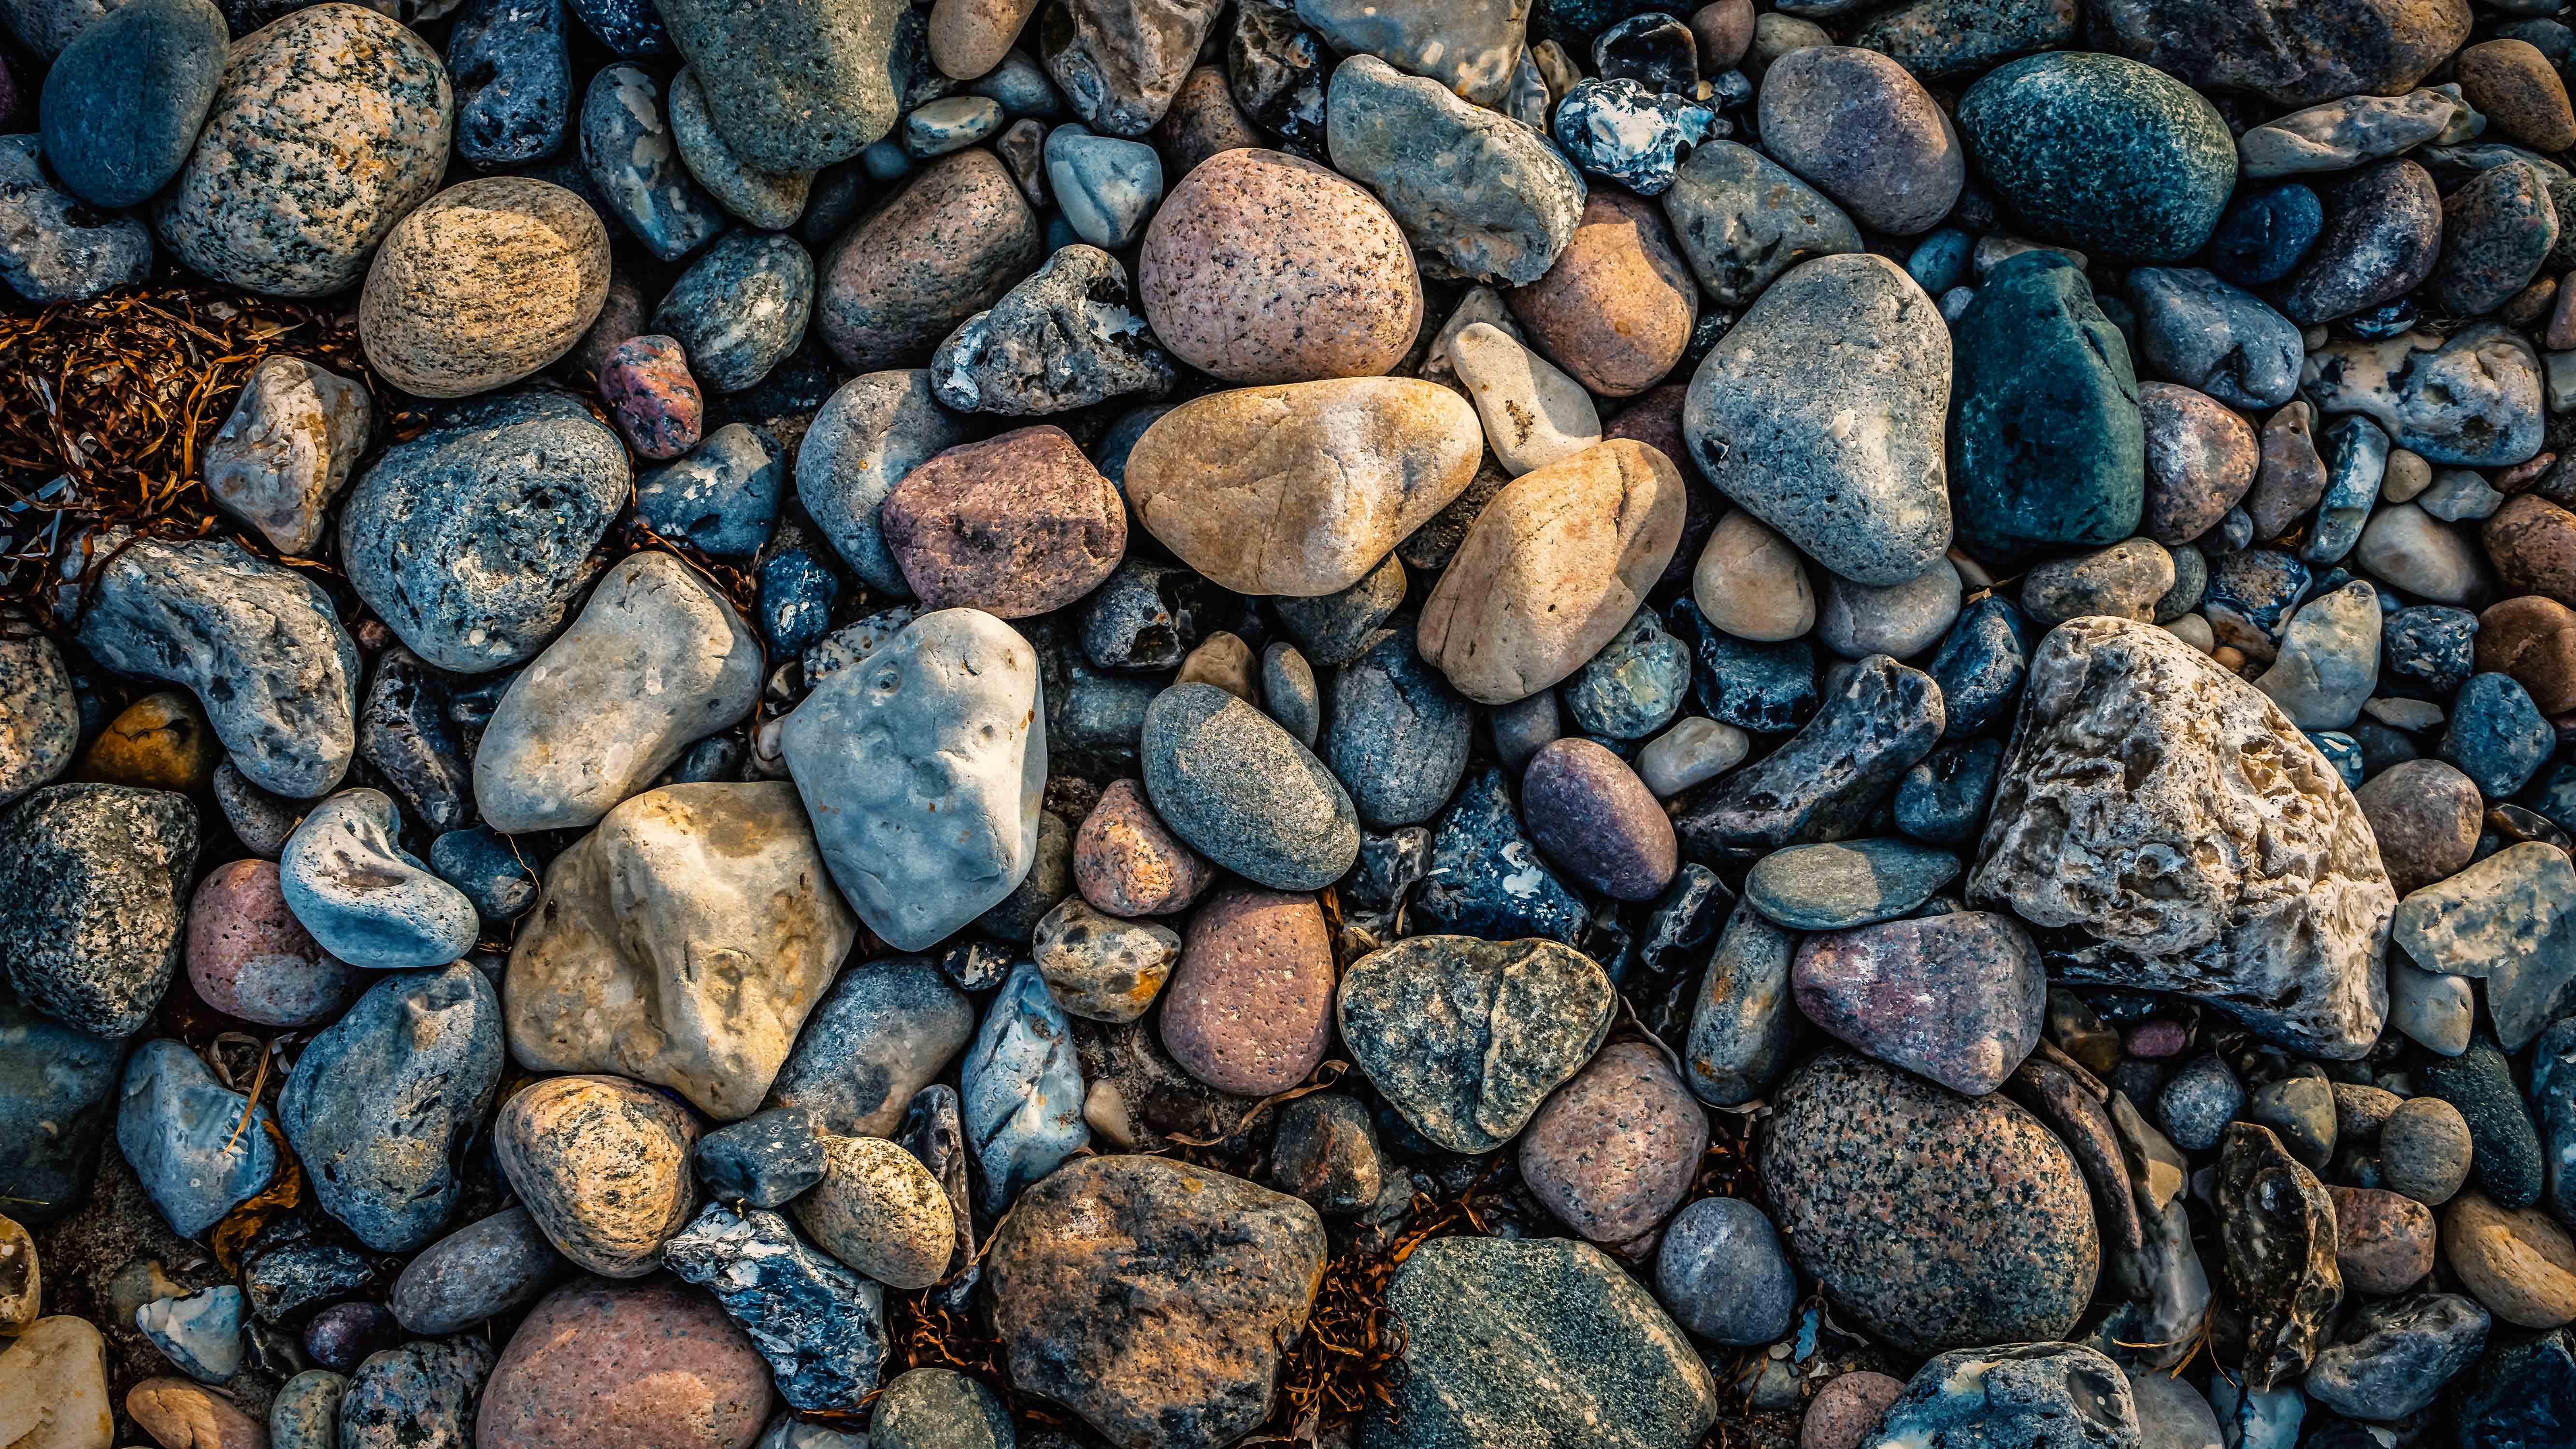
[507,784,860,1120]
[1968,616,2395,1057]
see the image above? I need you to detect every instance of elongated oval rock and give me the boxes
[1791,911,2045,1095]
[780,608,1045,951]
[1682,253,1950,585]
[1142,682,1360,889]
[960,960,1089,1215]
[1955,51,2236,262]
[358,177,611,400]
[473,552,760,834]
[1126,377,1483,597]
[148,3,455,296]
[495,1074,699,1277]
[280,790,478,970]
[1337,935,1615,1154]
[818,148,1042,373]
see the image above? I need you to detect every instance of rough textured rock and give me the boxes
[475,1277,775,1449]
[929,244,1174,415]
[986,1156,1326,1449]
[358,177,610,399]
[1792,911,2045,1095]
[1968,617,2395,1058]
[1042,0,1223,137]
[494,1074,700,1278]
[507,784,859,1120]
[663,1203,888,1412]
[1867,1344,2139,1449]
[1955,51,2235,261]
[960,961,1089,1213]
[657,0,907,172]
[1517,1039,1706,1246]
[0,629,76,808]
[2219,1122,2343,1390]
[1659,140,1861,309]
[201,355,372,557]
[339,1337,493,1449]
[1760,1049,2100,1354]
[1324,53,1583,286]
[0,783,197,1038]
[1337,934,1615,1153]
[878,426,1128,617]
[1673,653,1945,855]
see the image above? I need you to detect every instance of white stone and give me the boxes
[2391,841,2576,1050]
[2254,581,2380,730]
[2351,502,2488,604]
[0,1317,112,1449]
[1817,557,1961,659]
[202,356,373,555]
[1637,716,1750,796]
[1450,321,1601,475]
[792,1134,956,1291]
[2386,954,2473,1056]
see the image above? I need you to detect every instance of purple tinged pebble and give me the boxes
[390,1207,567,1335]
[1655,1196,1799,1346]
[1522,738,1677,902]
[2268,160,2443,325]
[600,335,704,460]
[1791,911,2046,1095]
[301,1302,400,1374]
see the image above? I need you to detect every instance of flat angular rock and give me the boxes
[202,355,372,557]
[75,535,359,799]
[0,134,153,302]
[2218,1122,2342,1391]
[1043,0,1223,136]
[473,552,760,834]
[929,244,1174,415]
[2239,88,2462,178]
[2305,324,2545,468]
[0,783,197,1037]
[1673,654,1944,857]
[781,608,1045,951]
[987,1155,1325,1449]
[508,784,859,1120]
[663,1203,888,1411]
[2391,841,2576,1050]
[960,961,1089,1214]
[1337,934,1615,1154]
[1968,617,2395,1059]
[116,1037,277,1237]
[2303,1292,2489,1421]
[1866,1344,2138,1449]
[1324,53,1583,285]
[766,959,974,1139]
[1792,911,2044,1095]
[2129,267,2303,412]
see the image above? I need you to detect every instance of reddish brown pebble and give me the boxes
[187,858,358,1026]
[1517,1039,1709,1248]
[1520,738,1677,900]
[818,148,1042,374]
[2477,594,2576,714]
[1692,0,1756,69]
[1507,189,1697,398]
[2328,1185,2438,1295]
[2459,39,2576,151]
[879,425,1127,617]
[2125,1018,2190,1057]
[2139,382,2259,544]
[2245,399,2329,541]
[1159,883,1336,1095]
[1074,778,1216,917]
[2486,494,2576,609]
[598,335,702,461]
[476,1277,774,1449]
[128,1378,265,1449]
[1154,67,1264,176]
[2352,758,2483,895]
[1801,1371,1906,1449]
[1138,147,1423,385]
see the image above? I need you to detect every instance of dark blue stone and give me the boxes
[244,1233,379,1323]
[2306,730,2364,787]
[339,1336,492,1449]
[2350,720,2424,777]
[1895,738,2002,849]
[2344,298,2419,340]
[566,0,669,57]
[1533,0,1669,50]
[1926,595,2034,739]
[1906,227,1974,297]
[38,0,229,208]
[2419,1035,2546,1210]
[1552,77,1715,196]
[2458,1327,2576,1449]
[1409,767,1589,946]
[758,547,842,656]
[1564,608,1691,740]
[358,647,472,836]
[636,424,787,559]
[302,1300,402,1373]
[1593,12,1696,94]
[2527,757,2576,836]
[429,826,539,924]
[2439,673,2554,798]
[693,1106,827,1208]
[0,994,122,1224]
[663,1203,889,1410]
[1325,623,1473,828]
[1675,598,1817,734]
[2205,183,2322,288]
[448,0,572,167]
[117,1037,279,1237]
[2382,605,2480,699]
[669,734,746,784]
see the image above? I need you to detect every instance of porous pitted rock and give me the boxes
[818,149,1043,374]
[0,783,197,1038]
[0,629,76,808]
[2219,1122,2343,1389]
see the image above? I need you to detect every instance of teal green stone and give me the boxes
[1957,52,2237,262]
[1949,251,2146,565]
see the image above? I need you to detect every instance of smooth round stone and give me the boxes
[1522,738,1677,901]
[1448,321,1603,476]
[2460,39,2576,151]
[2209,182,2323,287]
[654,231,816,393]
[1142,682,1360,891]
[1045,128,1163,250]
[1326,52,1583,288]
[1073,778,1214,917]
[1801,1372,1907,1449]
[1692,509,1815,642]
[1761,1049,2098,1354]
[495,1074,700,1278]
[1757,46,1962,236]
[872,1367,1014,1449]
[80,690,218,792]
[1637,716,1750,796]
[906,95,1003,157]
[2352,757,2481,895]
[1505,188,1695,398]
[1266,1093,1383,1216]
[2445,1192,2576,1327]
[929,0,1038,81]
[129,1376,266,1449]
[2487,493,2576,608]
[819,148,1042,372]
[271,1369,346,1449]
[2437,672,2553,797]
[1817,558,1960,659]
[2270,160,2442,324]
[579,64,724,262]
[792,1133,954,1290]
[1656,1196,1799,1347]
[2355,500,2486,604]
[37,0,226,208]
[1658,139,1862,309]
[2154,1054,2243,1153]
[391,1207,564,1335]
[2382,1095,2476,1205]
[185,858,355,1026]
[359,178,609,399]
[478,1278,774,1449]
[2478,594,2576,713]
[1519,1039,1706,1247]
[302,1301,400,1375]
[149,3,455,297]
[1956,52,2234,262]
[1137,147,1422,384]
[2138,383,2259,544]
[655,0,905,174]
[1745,838,1961,930]
[2327,1185,2437,1295]
[1030,897,1177,1023]
[1159,884,1333,1096]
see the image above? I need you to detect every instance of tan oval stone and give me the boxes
[360,177,611,399]
[79,691,220,793]
[0,1318,110,1449]
[1126,377,1483,596]
[1692,507,1817,642]
[792,1135,957,1290]
[150,3,455,297]
[1418,439,1688,704]
[505,783,859,1121]
[126,1377,259,1449]
[927,0,1039,79]
[495,1075,700,1279]
[2445,1190,2576,1327]
[1506,189,1696,399]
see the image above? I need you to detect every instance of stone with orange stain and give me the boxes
[126,1376,261,1449]
[1030,895,1179,1023]
[79,691,220,793]
[494,1075,700,1278]
[1073,777,1216,917]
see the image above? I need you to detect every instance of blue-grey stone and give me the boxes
[2306,324,2545,467]
[2155,1055,2241,1153]
[1871,1343,2140,1449]
[0,135,154,302]
[1907,227,1974,296]
[665,1203,889,1410]
[657,0,911,174]
[1565,608,1690,740]
[1045,128,1164,249]
[2456,1327,2576,1449]
[2420,1034,2546,1210]
[960,961,1089,1216]
[905,95,1004,157]
[566,0,669,55]
[1683,901,1796,1107]
[0,994,123,1223]
[1956,52,2235,262]
[343,390,630,674]
[796,369,970,595]
[280,790,477,971]
[0,782,197,1038]
[243,1232,377,1322]
[2308,731,2364,786]
[2440,672,2554,798]
[1078,561,1198,671]
[2304,1292,2490,1421]
[971,49,1062,116]
[358,647,470,836]
[117,1037,278,1237]
[695,1106,828,1208]
[873,1366,1016,1449]
[449,0,572,166]
[1674,654,1944,858]
[1895,738,2002,848]
[2129,267,2302,411]
[2207,182,2322,288]
[655,231,816,392]
[1265,643,1321,748]
[1744,838,1962,931]
[137,1284,245,1383]
[279,962,504,1251]
[1674,598,1817,734]
[390,1207,564,1335]
[756,547,842,656]
[2533,1018,2576,1223]
[2383,605,2477,699]
[429,826,539,924]
[580,64,726,260]
[1659,139,1860,308]
[38,0,227,207]
[1410,766,1589,946]
[74,534,361,799]
[1552,77,1716,197]
[928,243,1175,415]
[1654,1196,1798,1346]
[1143,681,1360,890]
[2302,413,2386,567]
[2202,547,2312,660]
[1926,595,2034,740]
[768,959,973,1138]
[1324,623,1472,829]
[270,1369,345,1449]
[1275,551,1406,668]
[339,1336,493,1449]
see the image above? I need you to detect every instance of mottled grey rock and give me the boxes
[1295,0,1525,107]
[1324,623,1473,828]
[1683,901,1797,1106]
[1337,934,1614,1154]
[1043,0,1224,136]
[2304,324,2545,468]
[0,629,76,807]
[2303,1292,2489,1420]
[1660,140,1859,309]
[2129,267,2303,412]
[669,66,811,229]
[2238,89,2463,178]
[0,134,153,301]
[930,244,1174,415]
[1324,53,1582,286]
[390,1208,564,1335]
[0,783,197,1037]
[1142,681,1360,890]
[664,1202,889,1411]
[660,0,907,171]
[338,1336,492,1449]
[654,230,816,392]
[766,959,973,1140]
[202,355,373,557]
[578,63,726,261]
[872,1367,1015,1449]
[796,369,972,595]
[1867,1344,2139,1449]
[0,993,124,1223]
[960,961,1089,1215]
[1654,1196,1799,1347]
[1673,654,1944,856]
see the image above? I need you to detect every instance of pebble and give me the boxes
[359,178,609,399]
[278,789,475,969]
[1564,609,1692,740]
[451,0,573,167]
[818,148,1042,373]
[636,425,785,560]
[116,1037,278,1237]
[1073,777,1214,916]
[1044,129,1162,250]
[2446,1192,2576,1327]
[0,134,153,301]
[340,1337,493,1449]
[1142,681,1359,890]
[1518,1040,1706,1246]
[1326,54,1581,288]
[0,783,199,1039]
[791,1134,955,1291]
[931,244,1172,415]
[2439,671,2553,797]
[1801,1372,1907,1449]
[1957,53,2233,261]
[1325,624,1472,828]
[1339,934,1613,1153]
[1759,46,1962,235]
[185,857,354,1026]
[2272,160,2443,325]
[1655,1196,1798,1346]
[655,232,816,394]
[1636,716,1750,796]
[0,631,76,808]
[1818,559,1961,660]
[1521,738,1678,901]
[202,355,372,557]
[2382,1095,2476,1205]
[75,690,213,796]
[128,1377,266,1449]
[1950,252,2144,563]
[1410,766,1590,944]
[37,0,226,209]
[961,961,1089,1214]
[270,1369,345,1449]
[2323,1186,2437,1296]
[477,1277,775,1449]
[2460,38,2576,151]
[135,1284,243,1384]
[2353,758,2482,894]
[1871,1345,2138,1449]
[390,1207,563,1335]
[1660,140,1860,309]
[1553,78,1717,197]
[767,959,973,1138]
[882,427,1125,615]
[495,1073,700,1278]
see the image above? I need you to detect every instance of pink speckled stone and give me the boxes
[1800,1371,1905,1449]
[1137,148,1422,385]
[1517,1039,1709,1248]
[2125,1018,2191,1058]
[2328,1185,2437,1295]
[1159,884,1333,1095]
[186,858,358,1026]
[1074,778,1215,917]
[476,1278,773,1449]
[599,335,703,460]
[878,425,1127,617]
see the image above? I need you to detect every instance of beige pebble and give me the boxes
[0,1318,109,1449]
[1693,508,1816,642]
[927,0,1040,80]
[360,177,610,398]
[793,1135,957,1291]
[2445,1190,2576,1327]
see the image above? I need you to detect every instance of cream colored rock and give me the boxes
[506,783,859,1121]
[1418,439,1688,704]
[0,1318,112,1449]
[495,1074,699,1278]
[202,356,373,556]
[359,177,610,398]
[1450,321,1602,475]
[472,551,761,834]
[928,0,1040,79]
[1031,896,1180,1022]
[1125,377,1483,597]
[1968,616,2395,1059]
[792,1135,957,1290]
[150,4,455,297]
[1693,508,1816,641]
[2445,1191,2576,1327]
[0,1214,34,1334]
